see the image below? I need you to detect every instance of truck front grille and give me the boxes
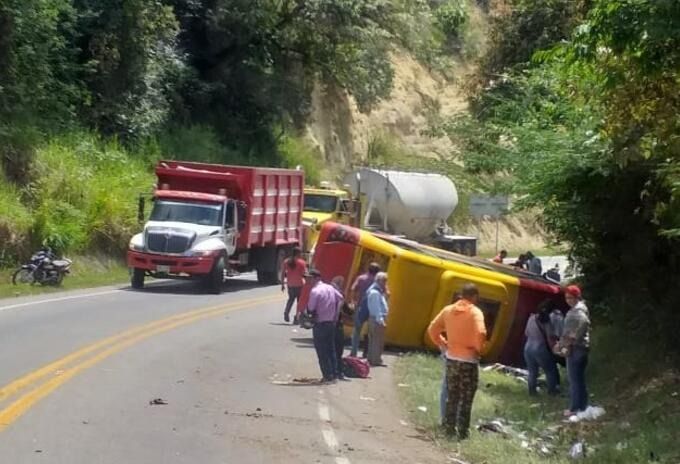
[146,229,195,254]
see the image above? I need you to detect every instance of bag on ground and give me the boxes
[342,356,370,378]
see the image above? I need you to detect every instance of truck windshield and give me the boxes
[150,200,223,226]
[304,194,338,213]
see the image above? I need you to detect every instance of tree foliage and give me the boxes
[442,0,680,347]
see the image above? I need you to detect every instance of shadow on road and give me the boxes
[289,337,314,345]
[120,277,263,295]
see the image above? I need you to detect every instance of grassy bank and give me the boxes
[394,329,680,463]
[0,256,129,300]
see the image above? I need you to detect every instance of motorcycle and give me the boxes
[12,248,73,286]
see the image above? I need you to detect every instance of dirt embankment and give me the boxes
[304,50,548,252]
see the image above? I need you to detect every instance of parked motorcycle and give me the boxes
[12,248,73,286]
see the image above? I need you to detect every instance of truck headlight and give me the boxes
[129,242,144,251]
[186,250,217,257]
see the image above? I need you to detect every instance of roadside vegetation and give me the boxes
[0,0,470,270]
[0,255,129,299]
[395,328,680,463]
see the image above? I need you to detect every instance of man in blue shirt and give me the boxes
[366,272,389,366]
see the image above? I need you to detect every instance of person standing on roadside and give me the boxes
[439,292,461,425]
[428,283,487,440]
[492,250,507,264]
[526,251,543,275]
[523,301,561,396]
[306,269,341,383]
[331,275,350,380]
[280,247,307,323]
[554,285,591,416]
[366,272,389,366]
[349,262,381,357]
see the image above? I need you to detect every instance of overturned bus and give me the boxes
[306,222,565,366]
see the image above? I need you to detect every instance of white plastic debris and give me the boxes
[615,442,628,451]
[568,406,606,423]
[417,406,428,413]
[397,383,411,388]
[521,441,529,449]
[477,419,508,435]
[359,396,376,402]
[569,442,585,459]
[399,420,409,426]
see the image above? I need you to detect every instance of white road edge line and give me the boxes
[318,404,331,422]
[318,397,352,464]
[0,289,120,312]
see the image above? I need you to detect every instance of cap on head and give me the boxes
[308,268,322,278]
[368,262,381,275]
[565,285,581,299]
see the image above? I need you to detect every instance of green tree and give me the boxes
[74,0,182,137]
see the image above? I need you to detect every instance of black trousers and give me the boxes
[284,286,302,317]
[313,322,337,380]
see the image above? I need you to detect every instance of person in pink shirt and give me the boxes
[280,247,307,323]
[306,269,343,383]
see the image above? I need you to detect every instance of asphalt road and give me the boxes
[0,276,444,464]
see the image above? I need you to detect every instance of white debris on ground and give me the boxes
[567,406,606,423]
[569,441,586,459]
[482,363,529,382]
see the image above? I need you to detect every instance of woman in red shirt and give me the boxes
[281,247,307,323]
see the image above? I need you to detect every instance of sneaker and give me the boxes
[292,315,299,325]
[284,313,290,323]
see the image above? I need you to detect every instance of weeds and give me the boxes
[395,329,680,463]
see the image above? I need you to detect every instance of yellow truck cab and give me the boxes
[302,183,361,254]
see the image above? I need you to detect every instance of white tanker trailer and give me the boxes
[343,168,477,255]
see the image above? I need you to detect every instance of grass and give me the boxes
[0,255,130,300]
[394,328,680,463]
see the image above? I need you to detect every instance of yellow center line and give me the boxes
[0,293,283,431]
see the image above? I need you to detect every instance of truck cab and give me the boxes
[128,190,240,291]
[302,185,361,254]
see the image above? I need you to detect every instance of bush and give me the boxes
[156,125,248,165]
[28,132,154,254]
[277,135,322,186]
[435,0,469,39]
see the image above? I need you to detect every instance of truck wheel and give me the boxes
[208,256,225,294]
[131,268,145,289]
[256,248,285,285]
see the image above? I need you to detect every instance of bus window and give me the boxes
[477,299,501,339]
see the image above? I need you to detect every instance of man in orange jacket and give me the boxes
[428,283,487,439]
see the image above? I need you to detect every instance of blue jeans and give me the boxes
[350,311,367,357]
[567,345,589,412]
[524,342,560,395]
[313,322,337,380]
[440,356,447,424]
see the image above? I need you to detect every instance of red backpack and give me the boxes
[342,356,370,378]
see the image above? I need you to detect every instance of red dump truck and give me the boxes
[127,161,304,293]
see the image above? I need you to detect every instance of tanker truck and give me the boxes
[342,168,477,255]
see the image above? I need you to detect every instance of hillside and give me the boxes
[304,47,548,254]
